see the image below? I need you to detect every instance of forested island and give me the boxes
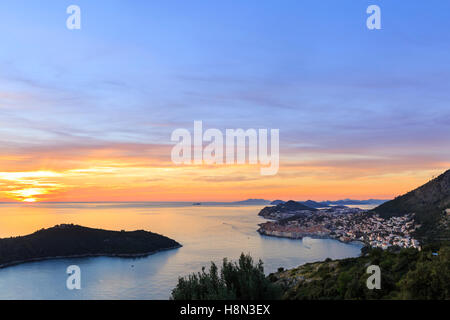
[0,224,181,268]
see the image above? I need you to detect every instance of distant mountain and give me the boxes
[373,169,450,242]
[231,199,272,205]
[233,199,386,207]
[0,225,181,268]
[324,199,388,206]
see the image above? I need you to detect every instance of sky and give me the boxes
[0,0,449,202]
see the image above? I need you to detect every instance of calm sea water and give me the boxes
[0,202,363,300]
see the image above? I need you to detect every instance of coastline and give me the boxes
[257,227,365,246]
[0,206,366,300]
[0,244,182,270]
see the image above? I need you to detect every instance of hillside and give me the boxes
[269,245,450,300]
[0,224,181,268]
[374,170,450,218]
[301,200,329,208]
[258,200,317,219]
[373,169,450,243]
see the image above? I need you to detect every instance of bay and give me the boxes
[0,202,363,299]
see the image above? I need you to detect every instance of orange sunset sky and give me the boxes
[0,142,448,203]
[1,2,449,203]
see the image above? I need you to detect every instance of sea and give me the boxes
[0,202,365,300]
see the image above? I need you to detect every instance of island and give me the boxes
[0,224,182,268]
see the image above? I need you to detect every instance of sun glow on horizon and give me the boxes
[5,188,50,203]
[0,163,446,203]
[0,171,63,202]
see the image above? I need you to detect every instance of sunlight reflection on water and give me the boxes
[0,203,362,299]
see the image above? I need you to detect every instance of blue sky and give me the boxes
[0,1,449,201]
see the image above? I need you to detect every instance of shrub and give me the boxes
[171,253,282,300]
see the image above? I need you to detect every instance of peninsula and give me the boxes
[258,170,450,249]
[0,224,181,268]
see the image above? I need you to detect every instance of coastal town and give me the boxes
[257,203,421,250]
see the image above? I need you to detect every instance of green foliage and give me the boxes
[398,246,450,299]
[274,245,450,300]
[171,253,282,300]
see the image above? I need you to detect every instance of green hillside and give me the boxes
[373,169,450,243]
[270,245,450,300]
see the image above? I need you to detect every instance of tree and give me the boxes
[171,253,282,300]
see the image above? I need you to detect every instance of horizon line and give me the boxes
[0,198,390,204]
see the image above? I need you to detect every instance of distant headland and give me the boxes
[0,224,181,269]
